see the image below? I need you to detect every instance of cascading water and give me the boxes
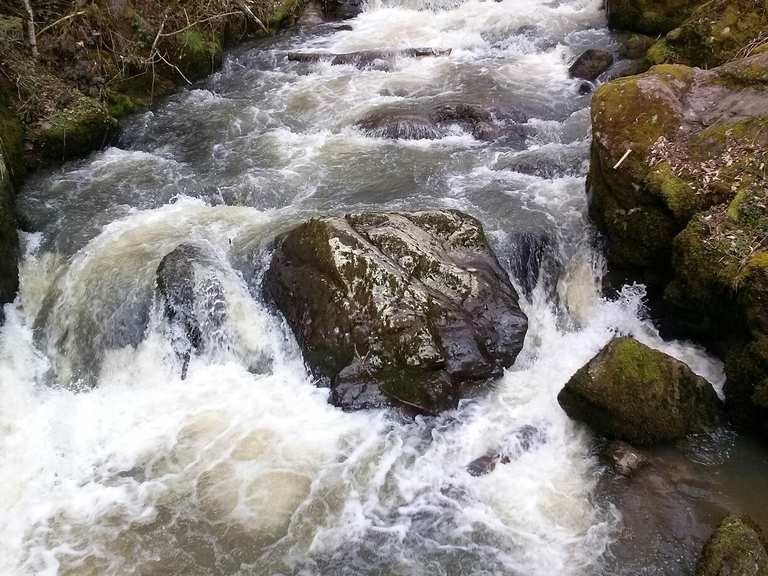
[2,0,767,575]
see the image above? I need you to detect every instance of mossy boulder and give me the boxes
[695,515,768,576]
[647,0,768,68]
[29,94,118,162]
[558,337,722,445]
[606,0,703,36]
[264,210,528,413]
[589,53,768,439]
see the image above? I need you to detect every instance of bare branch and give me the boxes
[37,10,87,36]
[21,0,38,60]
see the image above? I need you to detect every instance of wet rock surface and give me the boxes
[558,337,722,445]
[156,244,227,378]
[356,101,506,141]
[287,47,452,69]
[466,425,545,476]
[0,152,18,322]
[264,210,528,413]
[569,49,614,81]
[601,440,650,477]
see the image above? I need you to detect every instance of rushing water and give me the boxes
[2,0,768,575]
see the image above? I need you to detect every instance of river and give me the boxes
[2,0,767,574]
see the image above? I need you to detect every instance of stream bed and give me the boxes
[2,0,767,574]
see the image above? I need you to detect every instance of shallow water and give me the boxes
[2,0,767,574]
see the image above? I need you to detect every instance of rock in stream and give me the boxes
[264,210,528,413]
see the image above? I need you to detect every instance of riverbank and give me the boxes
[0,0,306,313]
[594,0,768,440]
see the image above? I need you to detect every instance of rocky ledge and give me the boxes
[588,53,768,437]
[264,210,528,413]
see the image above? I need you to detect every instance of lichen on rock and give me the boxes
[264,210,528,413]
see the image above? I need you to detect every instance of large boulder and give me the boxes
[695,515,768,576]
[647,0,768,68]
[558,337,722,445]
[607,0,702,36]
[264,210,528,413]
[588,53,768,437]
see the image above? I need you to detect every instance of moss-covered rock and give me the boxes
[606,0,703,36]
[264,210,528,413]
[0,149,19,320]
[695,515,768,576]
[647,0,768,68]
[558,337,722,445]
[588,52,768,439]
[28,94,118,162]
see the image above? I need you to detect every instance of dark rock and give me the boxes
[602,440,650,477]
[466,425,546,476]
[356,101,502,141]
[607,0,701,36]
[558,337,723,445]
[0,152,18,323]
[264,210,528,413]
[156,244,226,378]
[287,47,451,69]
[507,231,560,298]
[569,49,614,81]
[357,109,444,140]
[695,515,768,576]
[578,81,594,95]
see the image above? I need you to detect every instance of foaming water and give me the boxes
[2,0,766,574]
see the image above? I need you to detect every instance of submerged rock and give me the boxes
[466,424,545,476]
[264,210,528,413]
[156,244,226,378]
[287,47,451,69]
[558,337,722,445]
[695,515,768,576]
[606,0,701,36]
[569,49,614,81]
[356,101,502,141]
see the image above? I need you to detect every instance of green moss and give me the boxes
[647,162,696,220]
[0,92,24,183]
[267,0,304,30]
[660,0,768,68]
[727,189,748,221]
[32,95,118,162]
[646,40,678,65]
[695,515,768,576]
[559,336,722,445]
